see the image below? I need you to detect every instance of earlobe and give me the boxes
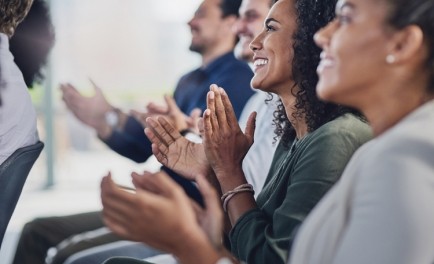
[389,25,424,63]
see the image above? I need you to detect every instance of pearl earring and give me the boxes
[386,54,396,64]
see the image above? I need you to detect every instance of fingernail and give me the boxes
[209,91,215,99]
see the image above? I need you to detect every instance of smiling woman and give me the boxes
[289,0,434,263]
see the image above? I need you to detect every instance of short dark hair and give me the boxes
[272,0,363,145]
[10,0,55,88]
[220,0,242,18]
[385,0,434,93]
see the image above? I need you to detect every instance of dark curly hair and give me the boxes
[0,0,33,37]
[10,0,55,88]
[272,0,363,146]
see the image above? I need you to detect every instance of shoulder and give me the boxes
[369,102,434,164]
[304,114,373,153]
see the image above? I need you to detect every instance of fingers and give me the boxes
[245,111,257,145]
[206,86,219,131]
[60,83,81,108]
[209,85,227,129]
[202,109,213,141]
[187,108,202,133]
[219,87,238,128]
[132,170,183,199]
[145,117,178,146]
[130,109,148,127]
[89,78,103,95]
[146,102,168,115]
[164,95,181,115]
[101,174,136,231]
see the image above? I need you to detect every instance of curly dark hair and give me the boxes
[10,0,55,87]
[272,0,363,146]
[0,0,33,37]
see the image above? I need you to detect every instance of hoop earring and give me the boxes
[386,54,396,64]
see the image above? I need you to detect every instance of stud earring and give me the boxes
[386,54,396,64]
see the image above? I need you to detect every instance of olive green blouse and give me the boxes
[229,114,372,264]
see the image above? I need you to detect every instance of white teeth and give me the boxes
[320,51,326,59]
[317,59,334,74]
[254,59,268,66]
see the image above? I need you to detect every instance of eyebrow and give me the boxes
[265,18,279,25]
[336,1,355,13]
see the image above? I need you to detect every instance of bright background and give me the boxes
[1,0,202,263]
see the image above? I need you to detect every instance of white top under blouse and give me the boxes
[0,33,38,165]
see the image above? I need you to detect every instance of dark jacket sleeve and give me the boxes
[102,116,153,163]
[213,66,254,120]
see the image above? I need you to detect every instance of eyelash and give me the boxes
[336,14,351,24]
[265,24,276,32]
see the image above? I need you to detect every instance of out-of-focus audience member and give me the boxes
[0,0,38,165]
[13,0,254,263]
[9,0,55,88]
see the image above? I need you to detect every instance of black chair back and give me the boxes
[0,141,44,247]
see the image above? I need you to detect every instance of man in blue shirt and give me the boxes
[13,0,253,264]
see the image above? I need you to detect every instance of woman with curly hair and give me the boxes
[0,0,38,164]
[100,0,371,263]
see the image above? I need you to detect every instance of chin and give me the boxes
[316,82,337,102]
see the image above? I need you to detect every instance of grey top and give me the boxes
[290,100,434,264]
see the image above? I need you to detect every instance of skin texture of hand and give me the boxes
[60,80,113,137]
[101,171,224,264]
[191,175,224,249]
[132,94,202,132]
[201,85,257,187]
[144,116,212,181]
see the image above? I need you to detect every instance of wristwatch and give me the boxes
[104,109,120,129]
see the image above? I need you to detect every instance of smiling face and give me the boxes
[314,0,394,108]
[188,0,228,55]
[235,0,271,61]
[249,0,296,93]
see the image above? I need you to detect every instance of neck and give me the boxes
[279,92,309,139]
[201,42,234,67]
[361,77,434,136]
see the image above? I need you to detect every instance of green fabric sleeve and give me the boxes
[230,116,371,264]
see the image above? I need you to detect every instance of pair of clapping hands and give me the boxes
[101,84,257,262]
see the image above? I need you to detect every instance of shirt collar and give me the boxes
[202,51,235,75]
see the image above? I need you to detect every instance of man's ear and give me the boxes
[388,25,425,64]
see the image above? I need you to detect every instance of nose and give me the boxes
[234,17,248,36]
[188,16,196,28]
[249,31,263,52]
[314,20,336,49]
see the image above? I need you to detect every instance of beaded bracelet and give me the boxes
[221,183,255,212]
